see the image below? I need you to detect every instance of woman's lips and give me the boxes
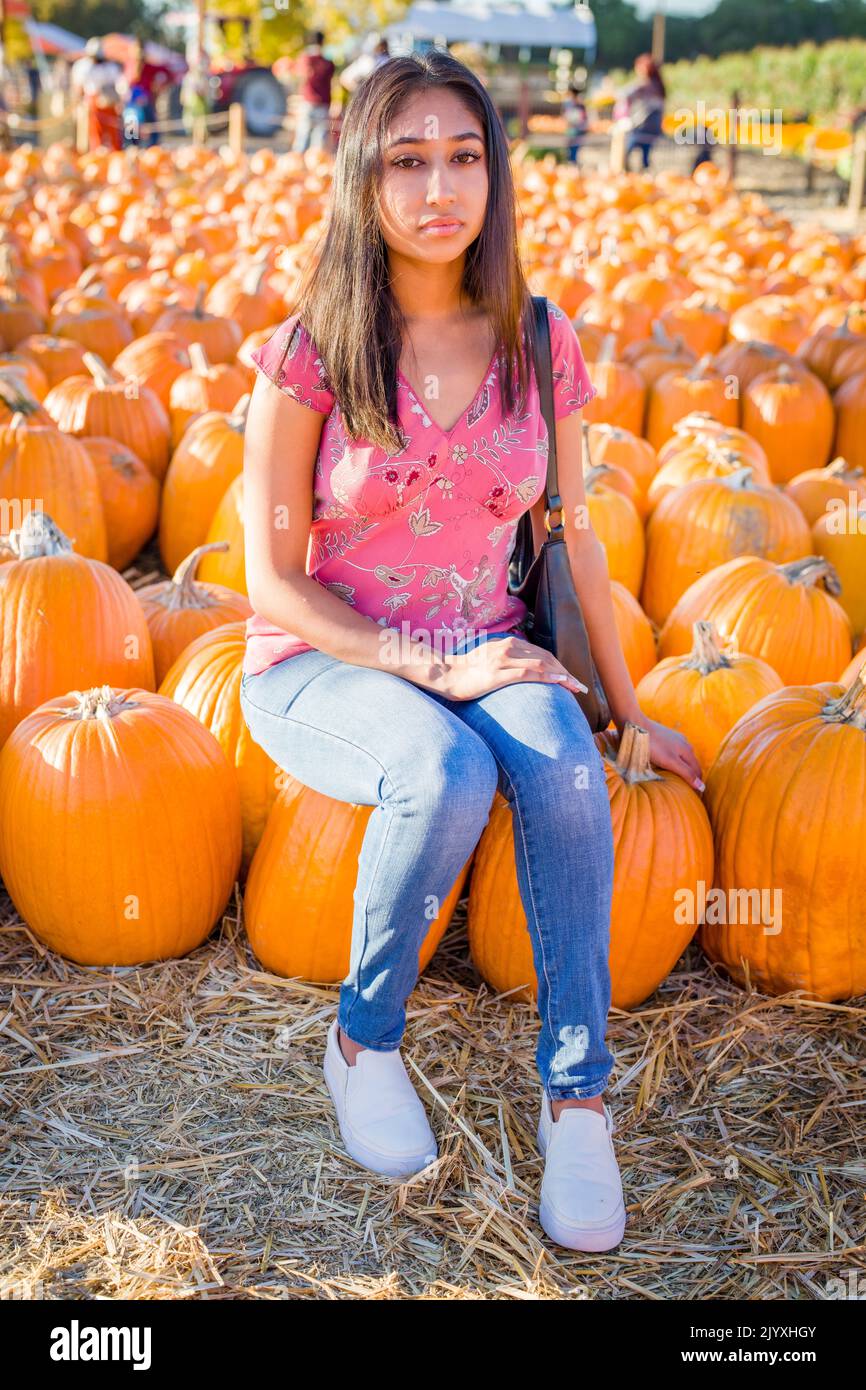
[419,220,463,236]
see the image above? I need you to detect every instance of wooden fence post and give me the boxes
[228,102,245,157]
[75,100,89,154]
[609,122,626,174]
[848,127,866,224]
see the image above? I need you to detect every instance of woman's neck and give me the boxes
[387,251,472,324]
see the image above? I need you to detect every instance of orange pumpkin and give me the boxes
[641,466,812,627]
[784,457,866,528]
[0,416,107,561]
[646,356,739,452]
[43,352,171,481]
[832,370,866,472]
[466,723,713,1010]
[812,498,866,637]
[610,580,657,685]
[0,685,240,965]
[0,512,154,747]
[702,669,866,1001]
[199,476,247,595]
[82,436,160,571]
[742,363,835,484]
[168,342,248,448]
[244,774,470,981]
[658,555,852,685]
[112,331,191,411]
[158,397,248,575]
[136,543,253,684]
[635,620,784,775]
[159,621,277,872]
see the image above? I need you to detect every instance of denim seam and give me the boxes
[341,795,396,1041]
[495,760,559,1089]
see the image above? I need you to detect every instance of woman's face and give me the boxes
[376,87,489,266]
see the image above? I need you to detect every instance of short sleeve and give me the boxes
[250,313,335,416]
[546,299,597,420]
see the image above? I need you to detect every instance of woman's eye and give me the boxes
[392,150,482,169]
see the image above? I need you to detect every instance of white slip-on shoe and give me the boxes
[536,1091,627,1252]
[322,1018,438,1179]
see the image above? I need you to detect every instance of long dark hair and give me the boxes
[635,53,666,99]
[286,48,537,452]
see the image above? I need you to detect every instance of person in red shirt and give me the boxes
[118,37,170,146]
[290,29,335,153]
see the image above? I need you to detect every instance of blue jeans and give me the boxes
[292,101,330,152]
[626,134,654,170]
[239,631,616,1100]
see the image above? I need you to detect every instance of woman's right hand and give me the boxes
[421,635,590,702]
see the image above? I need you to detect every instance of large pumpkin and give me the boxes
[0,512,154,746]
[646,356,738,453]
[199,476,247,594]
[83,435,160,570]
[636,620,783,775]
[158,397,248,575]
[610,579,657,685]
[658,554,852,685]
[168,342,248,448]
[0,415,107,561]
[0,685,241,965]
[244,775,470,981]
[641,465,812,627]
[159,620,276,872]
[136,542,252,684]
[742,363,835,484]
[702,669,866,1001]
[812,498,866,637]
[466,723,714,1010]
[42,351,171,480]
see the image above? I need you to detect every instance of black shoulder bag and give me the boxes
[507,295,612,734]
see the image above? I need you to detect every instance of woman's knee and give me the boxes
[410,727,499,823]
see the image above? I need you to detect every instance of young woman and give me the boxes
[240,50,702,1253]
[614,53,666,172]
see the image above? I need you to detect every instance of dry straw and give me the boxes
[2,881,865,1301]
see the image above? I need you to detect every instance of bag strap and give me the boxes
[530,295,565,542]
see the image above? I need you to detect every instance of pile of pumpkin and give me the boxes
[0,142,864,1008]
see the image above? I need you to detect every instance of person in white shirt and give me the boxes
[339,35,390,96]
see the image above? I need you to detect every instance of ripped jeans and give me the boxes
[239,631,616,1099]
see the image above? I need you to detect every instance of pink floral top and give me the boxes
[243,298,597,675]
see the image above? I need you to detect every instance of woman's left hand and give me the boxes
[634,715,705,793]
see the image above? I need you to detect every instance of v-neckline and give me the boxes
[397,343,499,441]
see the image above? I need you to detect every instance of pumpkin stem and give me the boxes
[63,685,137,722]
[778,555,842,595]
[583,462,617,490]
[0,376,41,414]
[3,509,74,560]
[822,664,866,730]
[675,410,716,435]
[193,282,207,316]
[612,721,664,783]
[163,541,228,611]
[188,341,211,376]
[232,394,250,425]
[82,352,118,389]
[724,464,755,490]
[682,619,732,673]
[825,456,863,481]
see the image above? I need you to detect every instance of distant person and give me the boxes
[290,29,335,153]
[118,37,168,147]
[562,82,588,165]
[614,53,666,172]
[80,41,124,152]
[339,35,390,97]
[180,49,213,138]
